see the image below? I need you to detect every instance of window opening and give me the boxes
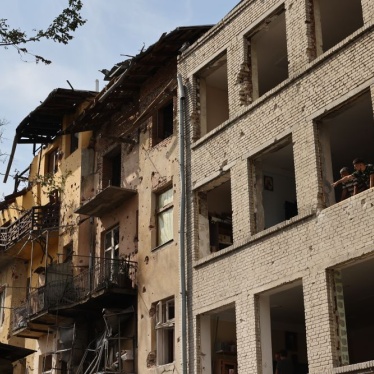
[40,354,53,374]
[47,148,59,174]
[156,187,173,246]
[258,281,308,374]
[198,174,233,258]
[0,286,5,326]
[318,91,374,206]
[199,305,237,374]
[247,8,288,100]
[102,146,121,188]
[312,0,364,56]
[155,298,175,365]
[329,257,374,366]
[63,242,74,263]
[251,138,297,232]
[153,100,174,145]
[104,225,120,283]
[70,132,79,154]
[196,52,229,138]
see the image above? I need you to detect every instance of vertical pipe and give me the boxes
[177,74,187,374]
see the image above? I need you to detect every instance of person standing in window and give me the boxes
[275,350,294,374]
[332,158,374,195]
[338,167,356,200]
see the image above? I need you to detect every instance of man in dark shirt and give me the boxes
[332,158,374,195]
[275,350,294,374]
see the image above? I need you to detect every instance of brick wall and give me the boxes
[179,0,374,372]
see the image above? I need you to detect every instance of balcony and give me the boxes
[11,256,137,339]
[75,186,136,217]
[0,203,60,251]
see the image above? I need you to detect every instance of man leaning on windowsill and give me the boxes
[332,158,374,195]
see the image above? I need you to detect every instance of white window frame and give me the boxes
[155,298,175,366]
[104,225,120,282]
[156,187,173,246]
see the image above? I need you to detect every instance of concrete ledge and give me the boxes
[333,360,374,373]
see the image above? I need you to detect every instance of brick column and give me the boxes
[231,160,252,243]
[285,0,313,75]
[303,271,337,373]
[236,296,261,374]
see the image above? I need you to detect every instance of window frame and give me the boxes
[155,297,175,366]
[152,100,174,146]
[46,148,59,175]
[155,187,174,246]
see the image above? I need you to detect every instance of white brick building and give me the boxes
[178,0,374,373]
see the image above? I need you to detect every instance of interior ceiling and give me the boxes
[262,142,294,174]
[206,62,228,91]
[323,91,374,181]
[268,255,374,329]
[319,0,364,52]
[252,11,288,95]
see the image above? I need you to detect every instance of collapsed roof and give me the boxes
[66,25,212,135]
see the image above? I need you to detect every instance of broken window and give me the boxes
[247,7,288,100]
[156,187,173,246]
[250,137,297,232]
[40,354,53,374]
[46,148,59,174]
[69,132,79,155]
[197,173,233,258]
[63,242,73,263]
[155,298,175,365]
[196,52,229,137]
[102,146,121,188]
[198,305,237,374]
[258,281,308,374]
[102,225,120,284]
[329,257,374,366]
[316,90,374,206]
[152,100,174,146]
[311,0,364,57]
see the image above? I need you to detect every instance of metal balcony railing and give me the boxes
[11,257,137,333]
[0,203,60,250]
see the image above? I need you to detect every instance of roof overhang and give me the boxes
[66,25,212,136]
[0,342,35,362]
[3,88,97,183]
[75,186,137,217]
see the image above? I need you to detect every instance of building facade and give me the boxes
[1,27,209,374]
[178,0,374,373]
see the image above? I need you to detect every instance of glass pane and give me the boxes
[158,208,173,245]
[158,188,173,209]
[104,231,112,250]
[113,226,119,248]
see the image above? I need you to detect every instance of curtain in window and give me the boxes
[158,208,173,245]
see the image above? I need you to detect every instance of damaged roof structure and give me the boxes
[3,88,96,183]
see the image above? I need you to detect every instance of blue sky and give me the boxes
[0,0,240,198]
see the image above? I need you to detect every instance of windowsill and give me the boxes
[191,22,374,150]
[333,360,374,373]
[194,210,314,268]
[152,239,173,252]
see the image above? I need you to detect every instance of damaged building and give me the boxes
[178,0,374,373]
[0,26,210,373]
[1,0,374,373]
